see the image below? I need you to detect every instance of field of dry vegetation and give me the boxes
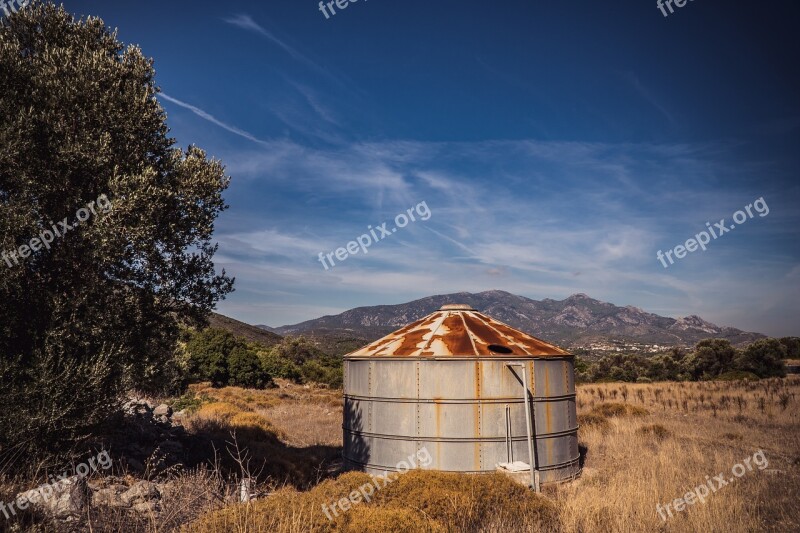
[6,377,795,532]
[173,376,800,532]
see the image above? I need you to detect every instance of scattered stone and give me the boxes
[123,480,160,504]
[17,475,88,519]
[153,404,172,418]
[92,485,131,508]
[172,410,186,424]
[132,501,161,514]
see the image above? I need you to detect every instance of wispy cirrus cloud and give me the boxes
[151,94,797,334]
[222,13,350,90]
[223,14,306,63]
[623,71,677,126]
[158,93,270,146]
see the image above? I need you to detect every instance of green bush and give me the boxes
[186,328,273,388]
[260,351,302,382]
[171,390,212,413]
[186,328,238,386]
[735,339,787,378]
[268,336,327,365]
[779,337,800,359]
[300,360,343,388]
[579,339,791,384]
[717,370,760,381]
[686,339,737,380]
[228,346,274,388]
[258,336,343,388]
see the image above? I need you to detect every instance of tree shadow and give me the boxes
[98,406,343,490]
[341,396,370,473]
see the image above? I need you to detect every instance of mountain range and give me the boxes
[257,290,764,352]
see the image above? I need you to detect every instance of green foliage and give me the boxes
[228,345,274,388]
[268,336,327,365]
[587,354,656,383]
[717,370,760,382]
[187,328,238,386]
[0,3,232,459]
[171,389,212,414]
[300,359,343,388]
[259,350,302,382]
[735,338,787,378]
[686,339,737,380]
[579,338,789,383]
[779,337,800,359]
[186,328,274,388]
[259,336,343,388]
[573,355,590,380]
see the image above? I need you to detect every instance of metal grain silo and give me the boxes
[342,304,580,489]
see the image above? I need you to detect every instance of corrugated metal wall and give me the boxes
[343,356,580,484]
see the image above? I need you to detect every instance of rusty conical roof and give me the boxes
[347,305,569,357]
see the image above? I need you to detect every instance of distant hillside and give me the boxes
[209,312,282,348]
[267,291,765,350]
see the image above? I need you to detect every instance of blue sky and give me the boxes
[64,0,799,336]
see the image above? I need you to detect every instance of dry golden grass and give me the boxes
[588,402,649,418]
[180,381,342,489]
[189,380,342,447]
[186,470,559,533]
[184,376,799,532]
[555,376,800,533]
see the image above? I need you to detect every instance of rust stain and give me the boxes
[435,401,442,437]
[441,314,475,355]
[348,305,568,358]
[544,367,551,396]
[545,401,553,433]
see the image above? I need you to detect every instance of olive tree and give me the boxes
[0,3,233,460]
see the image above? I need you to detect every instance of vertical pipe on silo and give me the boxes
[505,363,540,492]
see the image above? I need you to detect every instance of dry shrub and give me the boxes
[578,413,612,433]
[187,470,559,533]
[183,398,334,488]
[195,401,241,421]
[186,382,342,448]
[722,432,743,441]
[374,470,558,530]
[340,506,445,533]
[86,465,229,532]
[186,471,375,532]
[635,424,671,440]
[590,402,649,418]
[229,412,287,442]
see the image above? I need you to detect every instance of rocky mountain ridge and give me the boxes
[260,290,764,350]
